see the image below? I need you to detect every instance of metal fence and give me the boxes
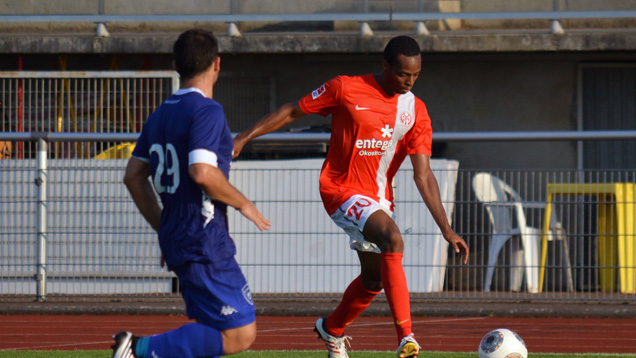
[0,133,635,303]
[0,71,275,160]
[0,71,179,160]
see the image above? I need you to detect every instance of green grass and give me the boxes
[2,351,636,358]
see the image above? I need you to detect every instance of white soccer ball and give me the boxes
[478,328,528,358]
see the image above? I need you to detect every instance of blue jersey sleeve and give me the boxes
[132,123,150,161]
[189,104,229,166]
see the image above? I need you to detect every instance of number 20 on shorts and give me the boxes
[346,198,372,221]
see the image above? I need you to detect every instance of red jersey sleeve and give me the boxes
[298,76,343,116]
[404,99,433,156]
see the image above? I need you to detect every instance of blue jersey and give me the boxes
[132,88,235,268]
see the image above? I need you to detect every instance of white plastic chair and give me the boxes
[472,173,572,293]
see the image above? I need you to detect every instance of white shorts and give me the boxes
[330,194,395,253]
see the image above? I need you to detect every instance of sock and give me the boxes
[144,323,224,358]
[325,275,380,336]
[381,252,412,342]
[135,337,148,358]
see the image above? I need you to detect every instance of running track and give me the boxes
[1,314,635,354]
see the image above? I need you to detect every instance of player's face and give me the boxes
[384,54,421,95]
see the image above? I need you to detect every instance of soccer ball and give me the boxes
[478,328,527,358]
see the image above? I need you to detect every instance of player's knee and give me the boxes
[222,324,256,354]
[237,329,256,352]
[361,277,383,292]
[379,231,404,253]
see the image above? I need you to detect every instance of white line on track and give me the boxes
[0,340,112,351]
[256,316,488,333]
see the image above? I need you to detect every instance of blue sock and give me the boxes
[144,323,224,358]
[135,337,149,357]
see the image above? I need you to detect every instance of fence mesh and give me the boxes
[0,71,634,303]
[1,153,635,302]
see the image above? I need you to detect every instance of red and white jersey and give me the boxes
[299,74,433,215]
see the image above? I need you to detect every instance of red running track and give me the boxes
[0,314,635,354]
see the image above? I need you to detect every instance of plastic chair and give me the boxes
[472,173,572,293]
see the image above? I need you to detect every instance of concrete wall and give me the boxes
[461,0,636,29]
[1,0,634,34]
[214,51,583,169]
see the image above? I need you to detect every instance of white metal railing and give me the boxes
[2,130,636,142]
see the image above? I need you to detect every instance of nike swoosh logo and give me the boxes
[355,104,371,110]
[396,319,410,325]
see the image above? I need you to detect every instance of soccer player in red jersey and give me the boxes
[234,35,469,358]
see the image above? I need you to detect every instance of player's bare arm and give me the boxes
[123,157,162,232]
[233,102,307,158]
[410,154,469,264]
[189,162,271,231]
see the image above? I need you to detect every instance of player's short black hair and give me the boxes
[173,29,219,80]
[383,36,421,66]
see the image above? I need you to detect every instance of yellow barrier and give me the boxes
[540,183,636,293]
[93,142,136,159]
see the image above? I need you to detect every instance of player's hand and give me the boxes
[233,136,247,159]
[444,231,469,265]
[239,201,272,232]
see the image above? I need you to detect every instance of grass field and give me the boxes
[3,351,636,358]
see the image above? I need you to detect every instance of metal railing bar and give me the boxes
[0,71,178,79]
[0,10,635,23]
[390,10,636,21]
[0,13,389,23]
[1,130,636,143]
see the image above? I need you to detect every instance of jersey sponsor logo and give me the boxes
[311,84,326,99]
[355,104,371,111]
[399,111,413,126]
[355,138,394,151]
[354,125,395,156]
[220,305,238,316]
[380,124,394,138]
[358,150,387,156]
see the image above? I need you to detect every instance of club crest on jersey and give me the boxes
[312,84,326,99]
[242,284,254,306]
[399,111,413,126]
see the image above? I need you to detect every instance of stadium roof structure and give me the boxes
[0,10,635,54]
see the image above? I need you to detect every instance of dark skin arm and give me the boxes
[233,102,306,158]
[410,154,470,264]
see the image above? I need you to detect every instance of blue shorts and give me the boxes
[173,257,255,331]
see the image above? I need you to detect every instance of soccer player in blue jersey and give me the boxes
[112,29,271,358]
